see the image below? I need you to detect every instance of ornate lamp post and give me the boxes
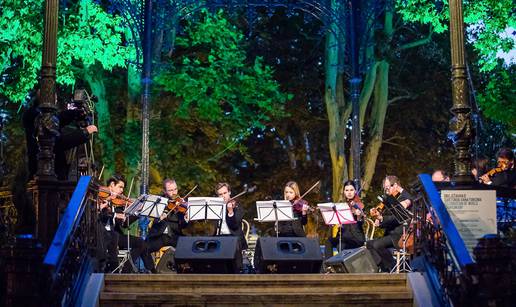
[447,0,474,183]
[37,0,60,181]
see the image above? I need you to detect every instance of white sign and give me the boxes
[441,190,497,257]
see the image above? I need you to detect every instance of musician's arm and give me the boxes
[226,206,244,231]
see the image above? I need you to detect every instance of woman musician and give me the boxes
[277,181,310,237]
[325,180,365,258]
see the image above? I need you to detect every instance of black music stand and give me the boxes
[318,202,356,253]
[187,197,225,233]
[116,195,167,273]
[254,200,294,237]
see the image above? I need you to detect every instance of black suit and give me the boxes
[214,204,248,250]
[366,189,413,271]
[146,208,188,253]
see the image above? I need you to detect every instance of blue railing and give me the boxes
[43,176,98,306]
[418,174,474,267]
[414,174,477,306]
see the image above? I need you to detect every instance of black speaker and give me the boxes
[254,237,323,273]
[174,236,239,273]
[325,247,378,273]
[156,248,176,273]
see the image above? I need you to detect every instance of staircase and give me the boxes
[99,273,413,306]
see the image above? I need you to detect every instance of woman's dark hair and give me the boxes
[106,174,125,186]
[342,180,356,190]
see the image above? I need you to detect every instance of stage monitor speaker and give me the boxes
[254,237,323,273]
[156,247,176,273]
[325,247,378,273]
[174,236,239,273]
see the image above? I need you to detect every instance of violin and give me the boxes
[480,167,504,183]
[292,197,310,213]
[96,186,133,208]
[165,196,188,214]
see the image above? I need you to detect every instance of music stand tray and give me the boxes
[317,203,356,226]
[255,200,294,237]
[126,194,168,219]
[187,197,225,221]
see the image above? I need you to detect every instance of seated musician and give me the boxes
[278,181,309,237]
[431,169,450,182]
[325,180,365,258]
[99,174,156,273]
[215,182,247,272]
[479,148,516,188]
[147,179,188,253]
[366,175,413,272]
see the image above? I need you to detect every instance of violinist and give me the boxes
[215,182,247,272]
[147,178,188,253]
[97,174,156,273]
[278,181,309,237]
[479,148,515,188]
[325,180,365,258]
[366,175,413,272]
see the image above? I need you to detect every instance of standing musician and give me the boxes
[215,182,247,272]
[97,174,156,273]
[366,175,413,272]
[479,148,515,188]
[278,181,310,237]
[325,180,365,258]
[146,179,189,253]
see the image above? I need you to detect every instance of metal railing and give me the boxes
[413,174,477,306]
[43,176,98,306]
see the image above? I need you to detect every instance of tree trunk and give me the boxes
[84,65,114,178]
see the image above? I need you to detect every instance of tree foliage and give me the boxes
[0,0,130,103]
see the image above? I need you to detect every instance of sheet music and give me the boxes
[187,197,225,221]
[255,200,294,222]
[136,194,168,219]
[317,202,356,225]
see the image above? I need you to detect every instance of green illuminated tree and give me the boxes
[149,11,290,192]
[0,0,131,171]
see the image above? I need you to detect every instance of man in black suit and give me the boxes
[215,182,247,272]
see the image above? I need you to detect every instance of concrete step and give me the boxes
[100,273,413,306]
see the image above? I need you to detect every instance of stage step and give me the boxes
[100,273,413,306]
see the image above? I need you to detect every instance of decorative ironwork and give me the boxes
[43,176,99,306]
[447,0,474,183]
[413,174,477,306]
[0,189,17,246]
[36,0,60,180]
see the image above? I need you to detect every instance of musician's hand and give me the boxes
[115,213,126,221]
[374,219,381,227]
[302,204,309,215]
[479,173,491,184]
[227,201,235,215]
[99,199,109,210]
[159,212,167,221]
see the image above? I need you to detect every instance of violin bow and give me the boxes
[300,180,321,200]
[227,188,248,203]
[182,184,198,199]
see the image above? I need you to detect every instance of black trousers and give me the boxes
[146,234,179,253]
[97,224,119,273]
[118,233,155,272]
[366,235,397,271]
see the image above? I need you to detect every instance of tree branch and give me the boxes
[398,26,434,50]
[388,94,416,105]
